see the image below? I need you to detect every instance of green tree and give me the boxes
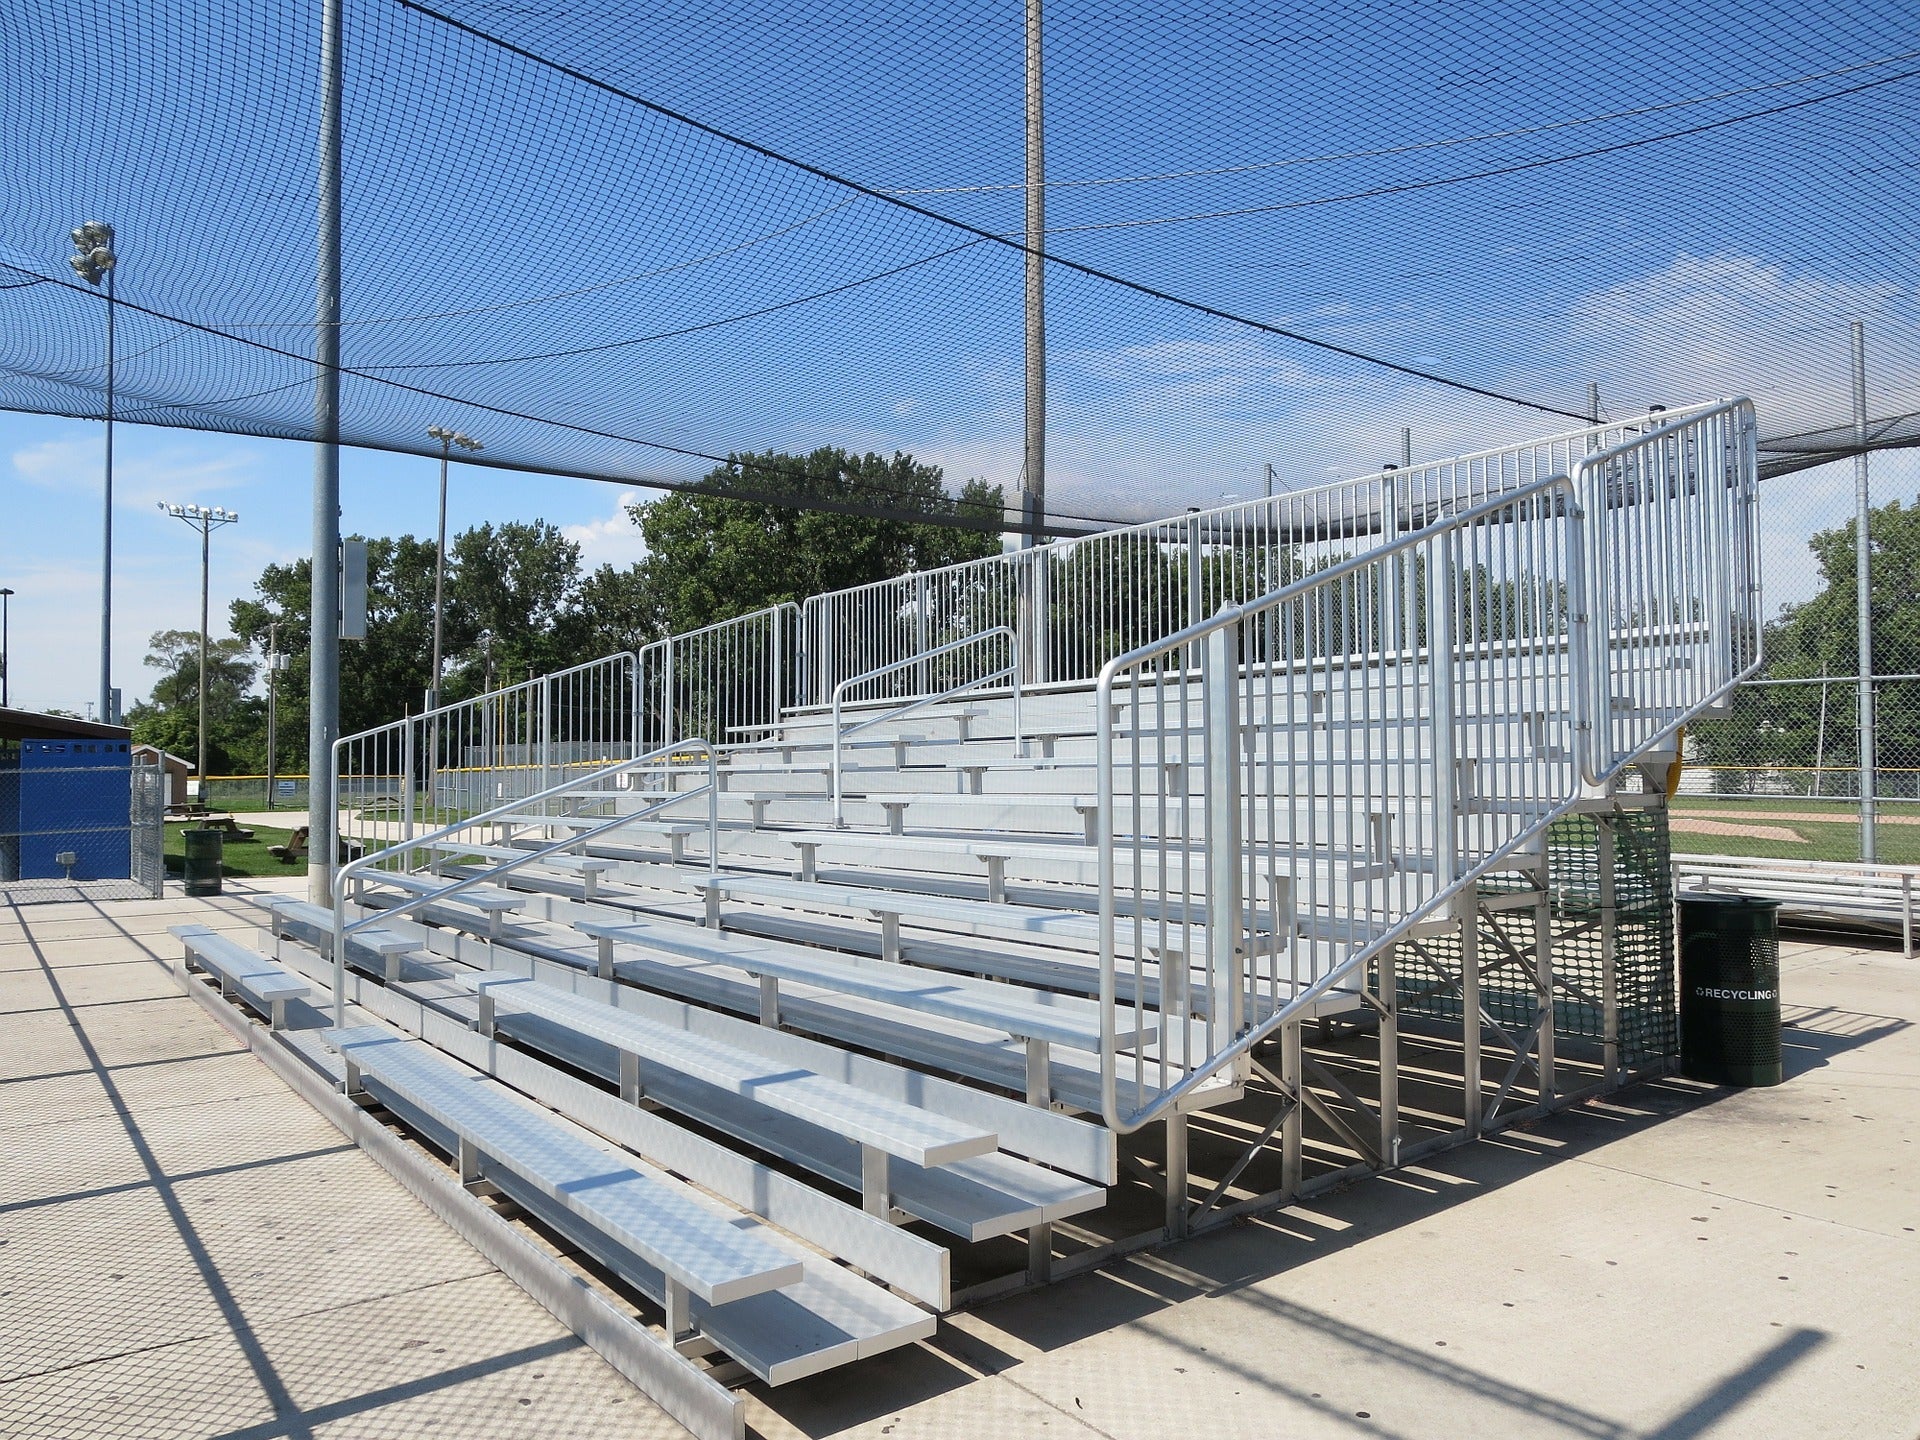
[1692,493,1920,796]
[629,448,1004,634]
[125,630,262,774]
[444,521,583,694]
[230,534,449,766]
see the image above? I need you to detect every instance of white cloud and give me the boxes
[1565,252,1912,432]
[12,435,264,508]
[563,490,649,570]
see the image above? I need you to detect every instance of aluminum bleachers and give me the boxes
[189,401,1758,1435]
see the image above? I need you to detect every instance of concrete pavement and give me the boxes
[3,886,1915,1439]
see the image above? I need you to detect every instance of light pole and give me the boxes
[68,221,118,723]
[0,587,13,708]
[158,503,240,798]
[424,425,482,714]
[265,621,285,811]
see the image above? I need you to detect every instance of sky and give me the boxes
[4,1,1919,713]
[0,410,649,717]
[6,402,1914,719]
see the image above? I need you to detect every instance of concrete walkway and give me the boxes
[0,879,681,1440]
[3,887,1916,1439]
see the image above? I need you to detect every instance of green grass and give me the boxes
[164,821,309,879]
[1670,795,1916,820]
[1667,814,1920,865]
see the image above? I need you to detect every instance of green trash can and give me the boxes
[1677,893,1782,1086]
[182,828,224,898]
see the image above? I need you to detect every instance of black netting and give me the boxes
[4,2,1918,528]
[1398,808,1678,1068]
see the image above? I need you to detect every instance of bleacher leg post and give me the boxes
[458,1136,481,1190]
[619,1049,642,1105]
[758,975,780,1028]
[1377,941,1400,1168]
[597,935,614,980]
[1597,812,1621,1087]
[1535,889,1556,1101]
[664,1279,691,1345]
[1024,1037,1050,1106]
[1461,904,1482,1138]
[270,998,287,1032]
[1280,1021,1302,1199]
[476,989,496,1038]
[862,1146,891,1220]
[879,911,900,964]
[986,855,1006,903]
[1164,1111,1189,1240]
[1027,1222,1053,1285]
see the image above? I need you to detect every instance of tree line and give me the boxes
[128,449,1003,775]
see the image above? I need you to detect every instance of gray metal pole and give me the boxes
[1021,0,1045,545]
[310,0,344,915]
[1852,320,1876,862]
[432,438,449,708]
[1400,426,1411,470]
[265,623,279,812]
[100,267,116,724]
[1587,381,1601,425]
[1,589,10,708]
[197,517,210,790]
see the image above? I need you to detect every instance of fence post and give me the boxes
[400,722,414,852]
[1203,615,1244,1042]
[662,643,676,749]
[1187,512,1204,634]
[770,610,785,733]
[539,681,552,805]
[1424,528,1459,886]
[915,573,930,698]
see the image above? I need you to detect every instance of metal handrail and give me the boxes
[1093,474,1588,1132]
[1087,399,1761,1133]
[327,738,718,1026]
[830,626,1021,826]
[1570,398,1760,787]
[639,601,801,749]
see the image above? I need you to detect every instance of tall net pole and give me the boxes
[1852,319,1875,863]
[99,266,115,725]
[1018,0,1047,684]
[309,0,344,908]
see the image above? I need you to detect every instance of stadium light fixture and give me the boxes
[425,425,483,715]
[68,220,119,723]
[157,502,241,792]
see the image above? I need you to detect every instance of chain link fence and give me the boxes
[1681,448,1920,868]
[0,750,165,905]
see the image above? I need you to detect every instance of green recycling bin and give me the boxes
[1677,893,1782,1086]
[182,828,224,897]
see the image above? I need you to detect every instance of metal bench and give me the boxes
[260,896,422,981]
[330,1027,802,1317]
[328,1025,933,1384]
[572,912,1142,1107]
[465,973,997,1215]
[426,841,622,897]
[347,869,527,938]
[170,925,308,1029]
[489,812,707,861]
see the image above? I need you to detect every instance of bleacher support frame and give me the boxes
[186,399,1771,1432]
